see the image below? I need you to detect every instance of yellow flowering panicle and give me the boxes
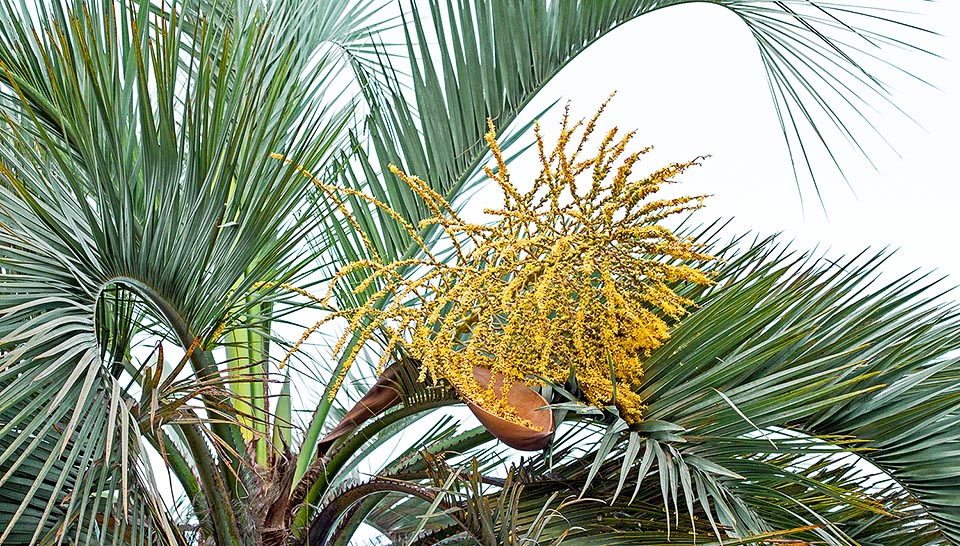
[283,101,714,426]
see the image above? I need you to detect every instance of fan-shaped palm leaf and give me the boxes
[0,0,382,543]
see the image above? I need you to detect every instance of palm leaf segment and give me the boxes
[636,237,960,542]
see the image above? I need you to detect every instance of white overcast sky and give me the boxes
[470,1,959,290]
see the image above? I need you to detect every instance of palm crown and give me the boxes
[0,1,957,545]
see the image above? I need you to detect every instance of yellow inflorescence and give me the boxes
[285,101,714,426]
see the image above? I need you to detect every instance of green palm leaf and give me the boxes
[0,0,381,543]
[525,237,960,545]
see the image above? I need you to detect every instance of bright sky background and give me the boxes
[479,1,959,292]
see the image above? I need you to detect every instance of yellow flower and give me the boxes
[285,98,714,426]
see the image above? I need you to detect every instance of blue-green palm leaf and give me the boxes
[323,0,927,296]
[0,0,380,543]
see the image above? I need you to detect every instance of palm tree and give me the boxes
[0,1,956,545]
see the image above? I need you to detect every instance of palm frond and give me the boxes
[0,0,372,542]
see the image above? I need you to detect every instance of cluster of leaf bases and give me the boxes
[284,102,714,428]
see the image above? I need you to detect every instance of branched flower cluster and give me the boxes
[284,102,714,426]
